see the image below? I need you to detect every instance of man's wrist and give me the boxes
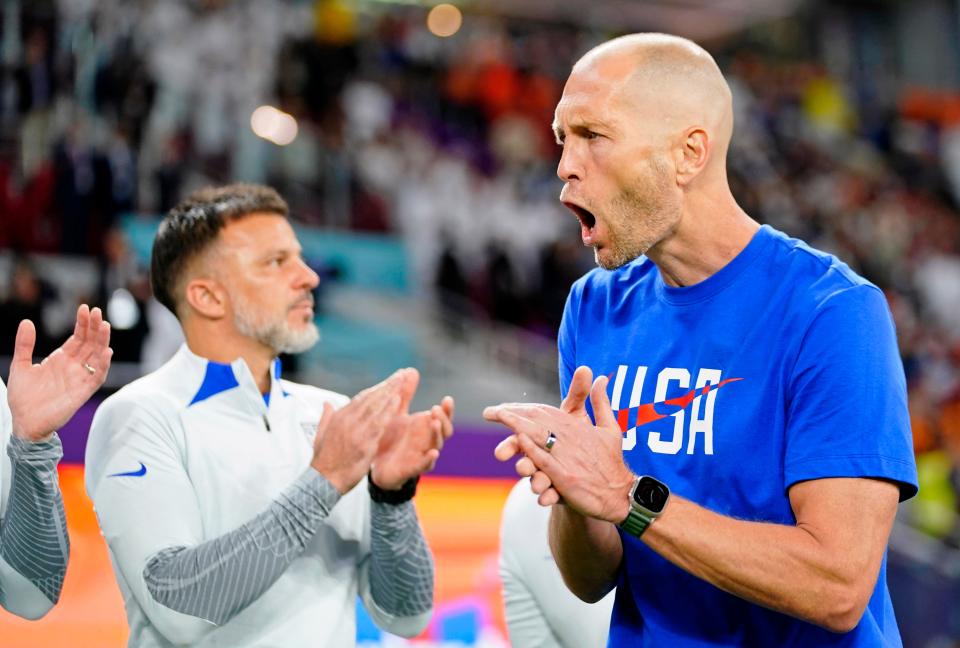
[605,471,636,525]
[10,419,55,443]
[7,432,63,465]
[309,458,358,495]
[368,471,419,505]
[617,475,671,538]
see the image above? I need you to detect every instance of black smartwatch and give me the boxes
[618,475,670,538]
[368,473,419,505]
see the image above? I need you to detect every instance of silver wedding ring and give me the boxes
[82,362,96,375]
[545,431,558,452]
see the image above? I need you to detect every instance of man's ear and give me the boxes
[183,276,228,320]
[675,127,710,186]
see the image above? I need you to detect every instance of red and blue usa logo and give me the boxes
[607,365,743,455]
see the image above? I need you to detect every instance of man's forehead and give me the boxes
[217,213,299,250]
[553,67,629,128]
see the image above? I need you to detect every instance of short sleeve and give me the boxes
[784,285,918,500]
[558,285,581,400]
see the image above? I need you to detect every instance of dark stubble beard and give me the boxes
[595,159,680,270]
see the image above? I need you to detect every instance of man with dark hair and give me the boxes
[148,184,290,316]
[86,183,453,646]
[486,34,917,646]
[1,305,111,619]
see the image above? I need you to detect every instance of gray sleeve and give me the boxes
[143,467,340,625]
[368,500,434,616]
[0,434,69,607]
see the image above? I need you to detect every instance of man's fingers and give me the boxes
[486,404,569,441]
[483,403,536,420]
[97,347,114,381]
[590,375,618,429]
[561,366,593,413]
[92,308,111,350]
[530,470,552,495]
[397,368,419,414]
[515,456,536,477]
[515,431,556,473]
[314,402,335,441]
[357,388,398,432]
[484,408,541,439]
[494,435,521,462]
[88,304,102,334]
[75,303,90,341]
[353,369,404,405]
[538,487,560,507]
[432,405,454,439]
[441,395,455,420]
[379,394,401,426]
[11,319,37,369]
[489,403,560,420]
[360,384,397,419]
[429,417,445,451]
[421,448,440,473]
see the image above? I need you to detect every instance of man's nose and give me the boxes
[556,143,582,182]
[296,258,320,289]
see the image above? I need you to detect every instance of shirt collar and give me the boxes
[180,344,288,408]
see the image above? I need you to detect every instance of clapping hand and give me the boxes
[485,366,633,523]
[311,370,407,494]
[371,368,454,491]
[7,304,112,442]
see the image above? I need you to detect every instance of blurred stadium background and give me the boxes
[0,0,958,646]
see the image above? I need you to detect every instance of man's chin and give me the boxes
[595,245,643,271]
[272,323,320,355]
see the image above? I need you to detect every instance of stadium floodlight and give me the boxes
[250,105,298,146]
[427,3,462,37]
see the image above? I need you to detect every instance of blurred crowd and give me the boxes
[0,1,958,543]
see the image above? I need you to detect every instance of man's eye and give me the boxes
[268,257,283,266]
[584,131,599,140]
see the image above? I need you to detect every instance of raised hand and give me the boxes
[371,368,454,490]
[485,371,633,522]
[7,304,112,442]
[311,371,405,494]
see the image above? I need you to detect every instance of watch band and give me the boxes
[619,508,653,538]
[368,473,420,505]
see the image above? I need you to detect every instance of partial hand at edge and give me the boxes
[8,304,112,442]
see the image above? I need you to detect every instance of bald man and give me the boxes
[486,33,917,647]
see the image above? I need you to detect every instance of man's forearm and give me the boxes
[143,467,340,626]
[0,434,69,607]
[641,481,898,633]
[549,504,622,603]
[368,500,434,616]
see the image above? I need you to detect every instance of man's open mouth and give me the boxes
[563,201,597,229]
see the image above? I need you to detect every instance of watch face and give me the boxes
[633,476,669,513]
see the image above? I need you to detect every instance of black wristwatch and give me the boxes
[368,472,420,505]
[618,475,670,538]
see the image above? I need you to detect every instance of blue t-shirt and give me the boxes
[558,225,918,647]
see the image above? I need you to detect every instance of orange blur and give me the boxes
[0,467,515,647]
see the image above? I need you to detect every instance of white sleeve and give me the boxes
[499,479,614,648]
[84,394,214,645]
